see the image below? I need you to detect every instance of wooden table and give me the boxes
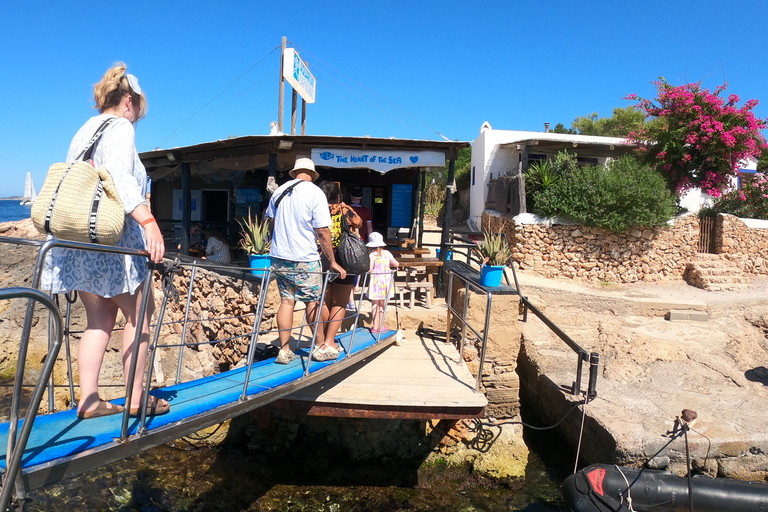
[388,247,431,256]
[386,238,416,248]
[395,257,443,269]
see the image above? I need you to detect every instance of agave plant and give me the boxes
[473,229,511,267]
[236,208,271,255]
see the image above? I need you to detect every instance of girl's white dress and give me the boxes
[41,114,149,298]
[366,250,396,300]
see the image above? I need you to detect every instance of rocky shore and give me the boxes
[516,272,768,481]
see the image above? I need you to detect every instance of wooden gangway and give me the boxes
[278,332,487,419]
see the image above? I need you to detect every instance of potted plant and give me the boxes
[236,208,271,277]
[473,229,511,287]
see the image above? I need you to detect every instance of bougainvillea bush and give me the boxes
[533,155,676,233]
[702,173,768,220]
[626,79,767,197]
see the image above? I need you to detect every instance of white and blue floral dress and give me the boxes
[41,114,149,298]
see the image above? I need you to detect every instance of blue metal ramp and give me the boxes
[0,327,396,491]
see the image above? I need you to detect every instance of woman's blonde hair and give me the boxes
[93,61,147,119]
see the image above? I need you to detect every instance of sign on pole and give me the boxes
[282,48,316,104]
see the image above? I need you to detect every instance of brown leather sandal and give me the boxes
[129,396,170,417]
[76,400,124,419]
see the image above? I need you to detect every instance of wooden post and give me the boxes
[277,37,286,134]
[301,96,307,135]
[418,169,426,248]
[180,162,192,255]
[437,158,456,298]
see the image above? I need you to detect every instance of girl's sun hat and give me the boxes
[366,231,387,247]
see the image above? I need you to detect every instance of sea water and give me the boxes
[0,199,32,224]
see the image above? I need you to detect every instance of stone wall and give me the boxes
[449,286,522,419]
[715,214,768,275]
[482,211,700,284]
[156,266,279,372]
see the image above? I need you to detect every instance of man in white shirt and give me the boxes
[265,157,346,364]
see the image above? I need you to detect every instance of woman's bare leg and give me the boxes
[111,284,165,412]
[76,291,119,416]
[322,283,353,350]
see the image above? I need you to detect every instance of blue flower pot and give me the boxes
[248,254,271,277]
[480,265,504,287]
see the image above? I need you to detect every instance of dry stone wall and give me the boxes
[482,211,700,284]
[157,266,279,371]
[715,214,768,275]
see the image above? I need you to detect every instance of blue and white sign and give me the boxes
[283,48,316,104]
[311,149,445,173]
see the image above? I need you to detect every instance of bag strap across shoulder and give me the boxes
[77,117,117,162]
[273,180,303,211]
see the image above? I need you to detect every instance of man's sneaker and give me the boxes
[275,349,296,364]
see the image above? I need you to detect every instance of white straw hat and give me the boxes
[289,157,319,181]
[366,231,387,247]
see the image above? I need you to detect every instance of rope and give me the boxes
[615,464,635,511]
[573,393,590,474]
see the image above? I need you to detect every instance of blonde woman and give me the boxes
[42,62,168,419]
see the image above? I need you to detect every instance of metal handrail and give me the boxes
[0,288,64,512]
[0,235,402,507]
[445,252,599,399]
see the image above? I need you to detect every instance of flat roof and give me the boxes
[140,134,470,174]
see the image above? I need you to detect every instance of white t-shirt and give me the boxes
[265,179,331,262]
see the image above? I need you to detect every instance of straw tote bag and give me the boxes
[32,118,125,245]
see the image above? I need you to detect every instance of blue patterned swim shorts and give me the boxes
[271,257,322,302]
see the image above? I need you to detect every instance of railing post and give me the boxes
[587,352,599,400]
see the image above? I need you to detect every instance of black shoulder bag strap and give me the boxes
[272,180,302,211]
[43,117,117,238]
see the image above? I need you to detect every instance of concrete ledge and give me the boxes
[666,309,710,322]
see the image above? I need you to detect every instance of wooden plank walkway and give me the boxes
[274,333,487,419]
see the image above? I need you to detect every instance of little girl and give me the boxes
[365,232,399,332]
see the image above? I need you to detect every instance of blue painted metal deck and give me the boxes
[0,328,395,482]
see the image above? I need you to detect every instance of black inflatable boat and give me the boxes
[563,463,768,512]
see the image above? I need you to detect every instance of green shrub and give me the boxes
[525,151,578,211]
[532,155,676,233]
[706,173,768,219]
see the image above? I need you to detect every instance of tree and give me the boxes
[757,147,768,173]
[571,107,646,137]
[552,122,576,134]
[626,78,768,197]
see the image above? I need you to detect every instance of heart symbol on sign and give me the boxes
[410,156,419,163]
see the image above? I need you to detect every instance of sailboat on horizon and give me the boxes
[20,172,36,206]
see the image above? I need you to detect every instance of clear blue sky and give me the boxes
[2,0,766,197]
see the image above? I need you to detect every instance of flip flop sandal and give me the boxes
[129,396,170,417]
[77,400,124,419]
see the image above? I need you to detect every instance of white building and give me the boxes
[469,122,634,228]
[470,124,762,227]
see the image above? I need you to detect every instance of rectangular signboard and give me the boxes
[283,48,316,104]
[311,148,445,173]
